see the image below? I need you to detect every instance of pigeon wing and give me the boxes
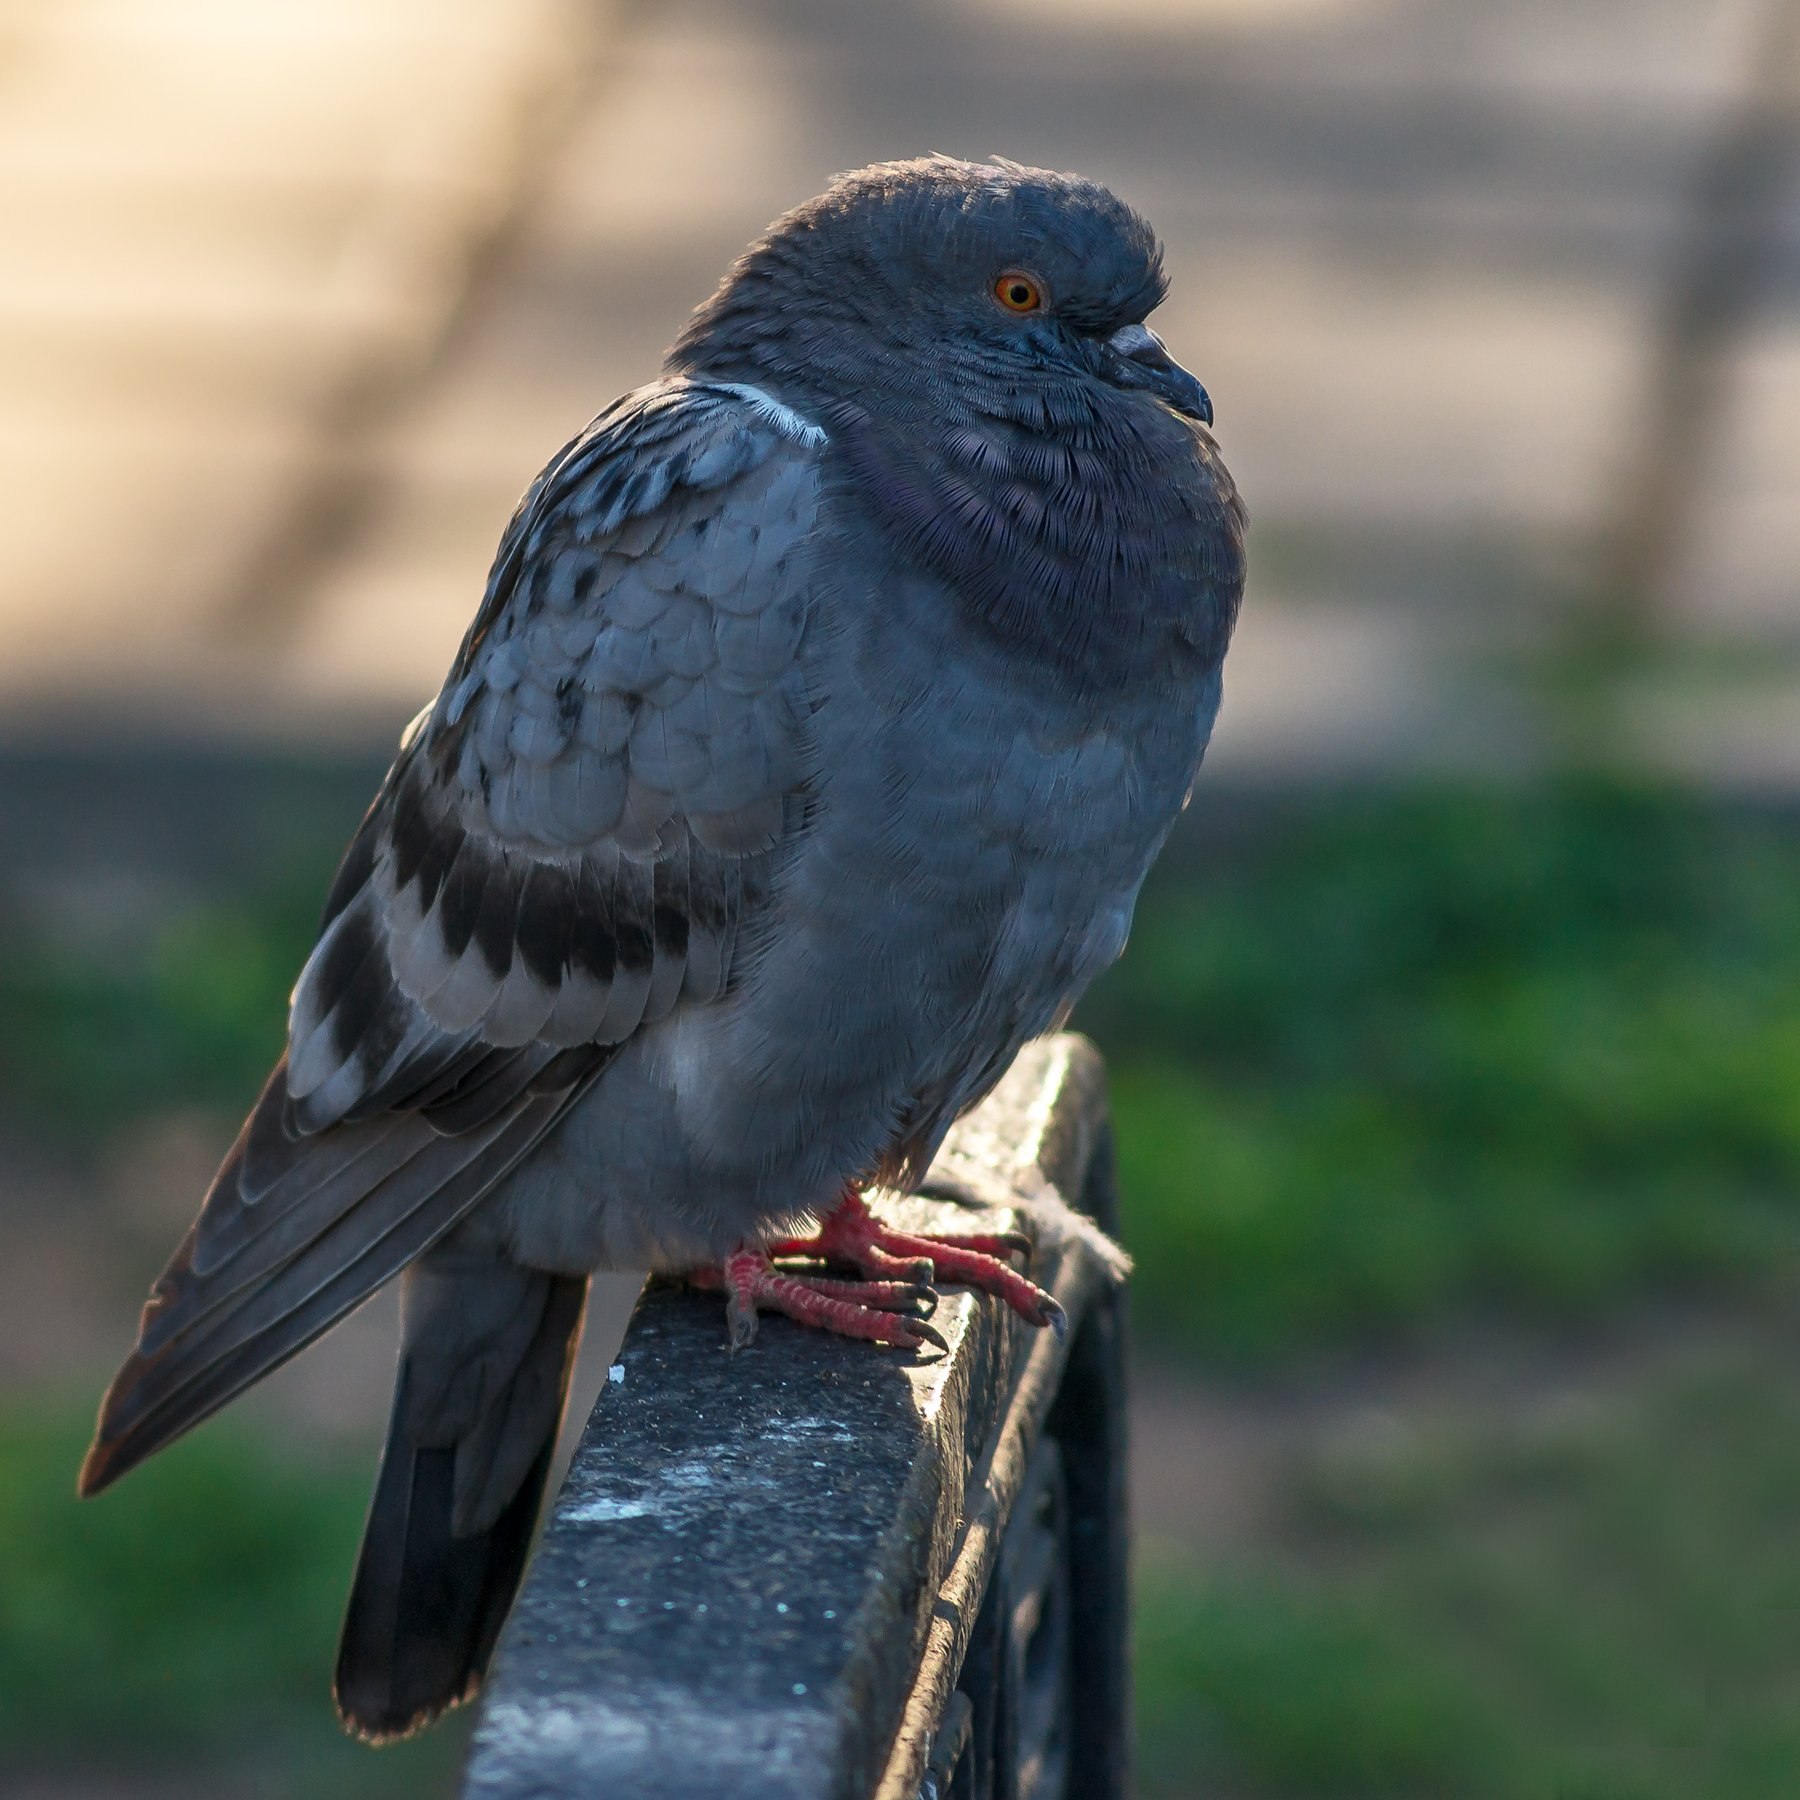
[82,379,826,1494]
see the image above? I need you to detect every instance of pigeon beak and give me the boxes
[1105,322,1214,426]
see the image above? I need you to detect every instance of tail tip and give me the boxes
[332,1671,482,1745]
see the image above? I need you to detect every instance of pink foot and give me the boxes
[767,1188,1066,1336]
[690,1248,949,1352]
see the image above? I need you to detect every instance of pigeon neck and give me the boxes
[667,334,1242,697]
[819,381,1243,696]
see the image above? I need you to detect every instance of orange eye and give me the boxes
[993,271,1043,313]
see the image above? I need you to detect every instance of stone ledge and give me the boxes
[461,1034,1123,1800]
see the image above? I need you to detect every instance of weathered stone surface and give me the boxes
[461,1034,1121,1800]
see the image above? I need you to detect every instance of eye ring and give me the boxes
[993,271,1044,314]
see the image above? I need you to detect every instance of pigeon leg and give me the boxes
[690,1248,949,1352]
[767,1187,1066,1335]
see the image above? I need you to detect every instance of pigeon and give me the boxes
[78,155,1246,1740]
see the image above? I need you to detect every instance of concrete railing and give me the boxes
[459,1034,1131,1800]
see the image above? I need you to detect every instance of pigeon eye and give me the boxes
[993,272,1043,313]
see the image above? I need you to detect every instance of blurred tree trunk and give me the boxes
[1591,0,1800,638]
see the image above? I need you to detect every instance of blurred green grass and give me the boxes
[9,779,1799,1363]
[6,776,1800,1792]
[0,870,316,1136]
[1137,1351,1800,1799]
[0,1404,465,1795]
[1080,780,1800,1363]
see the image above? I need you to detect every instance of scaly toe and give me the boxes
[916,1227,1032,1260]
[874,1231,1059,1329]
[788,1275,940,1318]
[734,1191,1063,1341]
[699,1247,950,1354]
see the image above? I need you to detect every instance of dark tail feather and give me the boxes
[334,1251,588,1741]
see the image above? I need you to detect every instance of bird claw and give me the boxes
[700,1249,951,1355]
[783,1273,940,1319]
[726,1280,760,1350]
[907,1316,952,1354]
[766,1190,1060,1334]
[698,1189,1061,1355]
[975,1229,1033,1260]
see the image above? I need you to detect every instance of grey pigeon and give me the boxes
[79,155,1246,1739]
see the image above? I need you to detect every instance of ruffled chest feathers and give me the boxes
[824,388,1243,692]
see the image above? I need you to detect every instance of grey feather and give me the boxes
[86,156,1247,1741]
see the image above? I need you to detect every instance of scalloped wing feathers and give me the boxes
[81,381,825,1495]
[287,381,823,1131]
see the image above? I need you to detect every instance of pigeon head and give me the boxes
[669,157,1239,691]
[668,156,1211,429]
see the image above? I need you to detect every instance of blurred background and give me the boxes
[4,0,1800,1793]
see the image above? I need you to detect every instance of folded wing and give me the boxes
[81,379,827,1494]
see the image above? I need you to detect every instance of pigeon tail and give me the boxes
[334,1248,588,1741]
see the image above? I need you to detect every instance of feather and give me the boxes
[334,1260,586,1742]
[79,1062,589,1499]
[83,373,826,1522]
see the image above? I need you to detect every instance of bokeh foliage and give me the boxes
[10,779,1799,1365]
[0,1405,465,1796]
[1137,1353,1800,1799]
[1083,781,1800,1363]
[5,777,1799,1793]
